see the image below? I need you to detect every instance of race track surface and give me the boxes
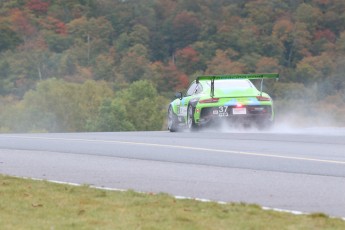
[0,128,344,217]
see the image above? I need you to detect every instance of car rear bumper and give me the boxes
[196,105,273,126]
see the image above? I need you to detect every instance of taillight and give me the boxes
[199,98,219,103]
[256,96,271,101]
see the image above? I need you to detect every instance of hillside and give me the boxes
[0,0,344,132]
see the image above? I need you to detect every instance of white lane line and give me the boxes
[2,135,345,165]
[13,176,345,221]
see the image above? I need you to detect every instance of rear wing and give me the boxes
[196,73,279,82]
[196,73,279,97]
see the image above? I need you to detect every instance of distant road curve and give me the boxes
[0,128,344,217]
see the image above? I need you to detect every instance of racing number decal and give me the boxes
[218,106,228,117]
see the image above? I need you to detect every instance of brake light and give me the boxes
[236,103,243,108]
[256,96,271,101]
[199,98,219,103]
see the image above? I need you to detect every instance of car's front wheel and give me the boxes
[187,105,198,131]
[168,105,179,132]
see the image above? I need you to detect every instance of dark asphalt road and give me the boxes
[0,129,344,217]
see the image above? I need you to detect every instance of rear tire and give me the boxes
[187,104,199,132]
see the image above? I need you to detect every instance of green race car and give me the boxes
[167,73,279,132]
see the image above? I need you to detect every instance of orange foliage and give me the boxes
[26,0,49,14]
[10,9,37,39]
[152,61,189,92]
[176,47,199,63]
[173,11,201,30]
[206,50,245,74]
[175,46,201,74]
[255,57,280,73]
[314,29,336,43]
[39,17,67,35]
[272,18,294,41]
[17,34,47,51]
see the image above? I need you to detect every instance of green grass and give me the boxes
[0,175,344,230]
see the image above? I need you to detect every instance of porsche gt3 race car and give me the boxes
[167,73,279,132]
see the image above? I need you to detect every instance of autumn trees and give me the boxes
[0,0,345,132]
[0,79,167,132]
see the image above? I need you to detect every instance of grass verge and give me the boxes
[0,174,344,230]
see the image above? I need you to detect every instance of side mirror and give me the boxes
[175,92,183,100]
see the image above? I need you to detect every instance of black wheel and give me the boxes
[168,106,179,132]
[187,104,198,131]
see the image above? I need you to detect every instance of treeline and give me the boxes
[0,79,166,132]
[0,0,345,132]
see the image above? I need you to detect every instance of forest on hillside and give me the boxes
[0,0,345,132]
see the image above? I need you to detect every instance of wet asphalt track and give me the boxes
[0,128,344,217]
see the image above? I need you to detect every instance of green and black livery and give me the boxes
[168,73,279,132]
